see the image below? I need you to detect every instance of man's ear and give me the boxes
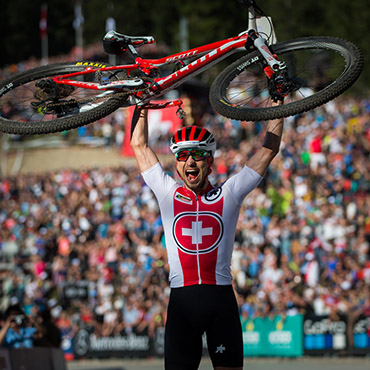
[207,156,214,175]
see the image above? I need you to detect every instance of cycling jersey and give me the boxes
[142,162,262,288]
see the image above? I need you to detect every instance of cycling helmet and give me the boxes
[169,126,216,155]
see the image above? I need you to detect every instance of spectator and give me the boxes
[0,304,38,348]
[33,308,62,348]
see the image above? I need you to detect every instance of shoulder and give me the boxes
[221,165,263,203]
[223,165,262,188]
[142,163,179,203]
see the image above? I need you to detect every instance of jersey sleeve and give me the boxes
[141,162,178,204]
[223,165,263,205]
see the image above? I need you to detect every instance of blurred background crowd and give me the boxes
[1,67,370,350]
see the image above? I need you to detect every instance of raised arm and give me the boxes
[0,316,12,346]
[130,107,160,172]
[246,101,284,176]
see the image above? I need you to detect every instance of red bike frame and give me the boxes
[54,33,250,104]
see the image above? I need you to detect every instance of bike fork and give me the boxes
[246,28,291,101]
[248,29,285,72]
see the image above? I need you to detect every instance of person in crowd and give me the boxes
[0,304,39,348]
[33,308,62,348]
[130,101,284,370]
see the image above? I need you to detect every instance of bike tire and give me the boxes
[0,62,128,135]
[209,36,363,121]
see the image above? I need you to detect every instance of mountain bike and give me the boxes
[0,0,363,135]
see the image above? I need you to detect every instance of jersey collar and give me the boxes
[182,182,214,199]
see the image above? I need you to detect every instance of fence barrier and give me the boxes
[0,348,66,370]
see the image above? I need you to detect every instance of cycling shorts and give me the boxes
[164,284,243,369]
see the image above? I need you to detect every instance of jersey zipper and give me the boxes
[195,194,201,284]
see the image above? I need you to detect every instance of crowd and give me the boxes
[1,74,370,351]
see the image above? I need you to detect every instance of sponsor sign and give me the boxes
[73,328,151,358]
[242,315,303,357]
[304,315,347,353]
[353,315,370,354]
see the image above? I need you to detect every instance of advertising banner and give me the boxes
[242,315,303,357]
[72,327,164,359]
[242,317,266,356]
[303,315,347,354]
[352,315,370,355]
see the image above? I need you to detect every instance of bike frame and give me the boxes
[54,4,280,106]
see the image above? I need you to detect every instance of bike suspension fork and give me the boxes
[248,29,285,73]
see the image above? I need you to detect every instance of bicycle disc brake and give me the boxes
[268,71,305,102]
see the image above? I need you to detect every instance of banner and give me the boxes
[353,315,370,355]
[62,281,89,304]
[242,315,303,357]
[303,315,347,354]
[242,317,266,356]
[72,328,160,359]
[66,314,370,359]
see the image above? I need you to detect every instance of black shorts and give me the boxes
[164,284,243,370]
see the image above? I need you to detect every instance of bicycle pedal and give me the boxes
[98,79,144,90]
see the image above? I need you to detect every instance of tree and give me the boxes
[0,0,368,88]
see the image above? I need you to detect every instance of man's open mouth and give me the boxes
[185,168,200,182]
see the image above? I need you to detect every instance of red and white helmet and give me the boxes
[169,126,216,155]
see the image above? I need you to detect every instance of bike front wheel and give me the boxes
[209,36,363,121]
[0,62,128,135]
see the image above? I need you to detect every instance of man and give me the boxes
[130,103,283,370]
[0,304,37,349]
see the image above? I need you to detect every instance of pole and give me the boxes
[40,3,49,65]
[179,16,189,52]
[73,0,84,60]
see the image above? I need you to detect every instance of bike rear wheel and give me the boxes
[209,36,363,121]
[0,62,128,135]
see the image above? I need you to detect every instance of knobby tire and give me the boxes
[0,62,127,135]
[209,36,363,121]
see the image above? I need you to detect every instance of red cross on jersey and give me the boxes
[142,163,262,287]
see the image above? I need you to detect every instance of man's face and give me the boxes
[175,149,213,193]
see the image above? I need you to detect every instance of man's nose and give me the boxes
[186,156,196,164]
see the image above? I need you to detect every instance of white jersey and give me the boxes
[142,162,262,288]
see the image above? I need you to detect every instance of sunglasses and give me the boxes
[176,149,210,162]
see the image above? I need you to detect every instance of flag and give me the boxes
[122,103,183,157]
[40,4,47,40]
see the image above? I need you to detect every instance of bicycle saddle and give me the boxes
[103,30,155,55]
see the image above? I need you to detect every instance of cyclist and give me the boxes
[130,103,284,370]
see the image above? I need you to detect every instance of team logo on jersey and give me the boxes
[204,187,222,203]
[172,211,224,254]
[174,192,193,205]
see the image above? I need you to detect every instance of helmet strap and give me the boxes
[207,156,213,175]
[176,169,183,180]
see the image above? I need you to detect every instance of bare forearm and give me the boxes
[263,114,284,155]
[130,109,148,148]
[130,109,159,172]
[247,102,284,176]
[0,319,11,345]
